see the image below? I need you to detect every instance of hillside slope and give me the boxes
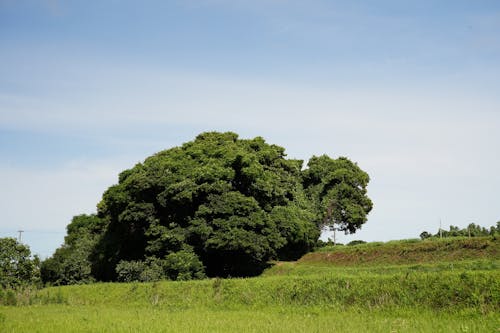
[305,237,499,265]
[264,237,499,276]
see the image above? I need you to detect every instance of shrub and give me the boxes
[116,260,149,282]
[115,249,206,282]
[163,249,206,281]
[347,240,366,246]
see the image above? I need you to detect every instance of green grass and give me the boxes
[1,305,498,333]
[1,236,499,332]
[307,237,499,266]
[19,270,497,311]
[264,259,500,277]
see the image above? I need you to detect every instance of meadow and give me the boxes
[1,237,499,332]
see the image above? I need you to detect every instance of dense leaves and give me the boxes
[115,248,205,282]
[43,132,373,284]
[41,214,104,285]
[0,238,40,288]
[302,155,373,233]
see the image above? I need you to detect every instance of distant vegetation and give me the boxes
[41,132,372,284]
[420,222,500,240]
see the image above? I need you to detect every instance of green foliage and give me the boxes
[270,205,319,260]
[347,240,367,246]
[48,132,371,282]
[92,132,366,280]
[302,155,373,233]
[162,249,206,281]
[115,248,205,282]
[0,237,40,288]
[116,260,158,282]
[420,231,432,240]
[41,214,102,285]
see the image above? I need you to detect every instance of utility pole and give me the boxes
[439,218,442,239]
[333,226,336,245]
[17,230,24,243]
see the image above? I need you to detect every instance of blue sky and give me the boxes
[1,0,499,258]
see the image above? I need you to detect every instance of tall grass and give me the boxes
[18,269,497,313]
[1,305,498,333]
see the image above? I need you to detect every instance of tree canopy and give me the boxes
[43,132,372,284]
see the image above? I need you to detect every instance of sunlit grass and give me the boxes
[1,305,499,333]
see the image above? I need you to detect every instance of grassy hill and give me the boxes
[264,236,500,276]
[1,236,499,332]
[306,237,498,264]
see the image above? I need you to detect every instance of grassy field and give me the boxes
[1,237,499,332]
[2,305,498,333]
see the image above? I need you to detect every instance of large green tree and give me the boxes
[47,132,373,283]
[93,132,319,279]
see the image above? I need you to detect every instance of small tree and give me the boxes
[347,240,367,246]
[302,155,373,236]
[419,231,432,240]
[0,237,40,288]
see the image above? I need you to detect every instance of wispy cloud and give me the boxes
[1,62,498,132]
